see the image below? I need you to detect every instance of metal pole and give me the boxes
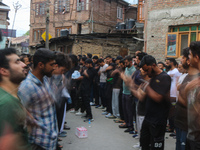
[8,1,21,48]
[91,1,94,33]
[45,0,50,49]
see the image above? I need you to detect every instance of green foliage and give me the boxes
[23,30,29,36]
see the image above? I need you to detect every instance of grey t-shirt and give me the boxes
[99,64,108,83]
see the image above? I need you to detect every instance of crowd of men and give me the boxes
[0,41,200,150]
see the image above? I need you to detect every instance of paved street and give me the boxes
[60,107,176,150]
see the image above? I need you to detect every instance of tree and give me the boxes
[23,30,29,36]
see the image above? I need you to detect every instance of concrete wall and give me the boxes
[146,1,200,62]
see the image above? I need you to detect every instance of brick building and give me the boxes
[0,1,10,49]
[144,0,200,61]
[29,0,137,53]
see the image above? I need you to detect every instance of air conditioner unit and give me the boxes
[60,29,69,37]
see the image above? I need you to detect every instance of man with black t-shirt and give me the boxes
[80,58,96,122]
[104,55,116,118]
[138,55,171,150]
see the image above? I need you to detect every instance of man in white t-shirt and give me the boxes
[166,58,182,134]
[98,58,109,109]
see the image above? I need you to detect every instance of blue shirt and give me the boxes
[123,65,136,95]
[18,72,58,150]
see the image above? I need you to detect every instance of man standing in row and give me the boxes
[18,49,58,150]
[139,55,171,150]
[80,59,97,122]
[120,56,136,132]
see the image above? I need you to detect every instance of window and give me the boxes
[33,29,45,42]
[166,25,200,57]
[117,7,123,19]
[34,30,37,41]
[77,0,85,11]
[35,2,45,16]
[55,26,72,37]
[39,3,45,15]
[55,0,70,14]
[36,4,39,16]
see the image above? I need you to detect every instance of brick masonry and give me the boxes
[29,0,136,50]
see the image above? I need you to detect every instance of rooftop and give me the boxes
[11,36,29,44]
[0,2,10,11]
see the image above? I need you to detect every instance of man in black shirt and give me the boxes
[92,56,100,106]
[104,55,116,118]
[80,58,96,122]
[138,55,171,150]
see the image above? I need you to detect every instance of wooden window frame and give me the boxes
[77,0,86,12]
[33,28,45,42]
[166,25,200,58]
[117,7,123,19]
[55,0,70,14]
[35,2,46,17]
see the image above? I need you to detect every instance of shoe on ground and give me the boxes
[83,117,94,122]
[58,143,63,148]
[119,123,128,128]
[129,130,137,134]
[105,113,112,118]
[90,102,95,106]
[98,106,105,109]
[64,125,70,130]
[58,133,67,138]
[75,112,84,116]
[132,134,139,138]
[133,142,140,148]
[114,119,125,123]
[102,107,107,111]
[69,109,75,113]
[124,128,134,132]
[95,105,101,108]
[135,135,139,139]
[58,138,62,141]
[61,131,67,134]
[169,133,176,137]
[107,115,116,119]
[102,111,108,115]
[113,117,120,121]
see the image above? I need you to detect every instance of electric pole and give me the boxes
[8,1,22,48]
[45,0,50,49]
